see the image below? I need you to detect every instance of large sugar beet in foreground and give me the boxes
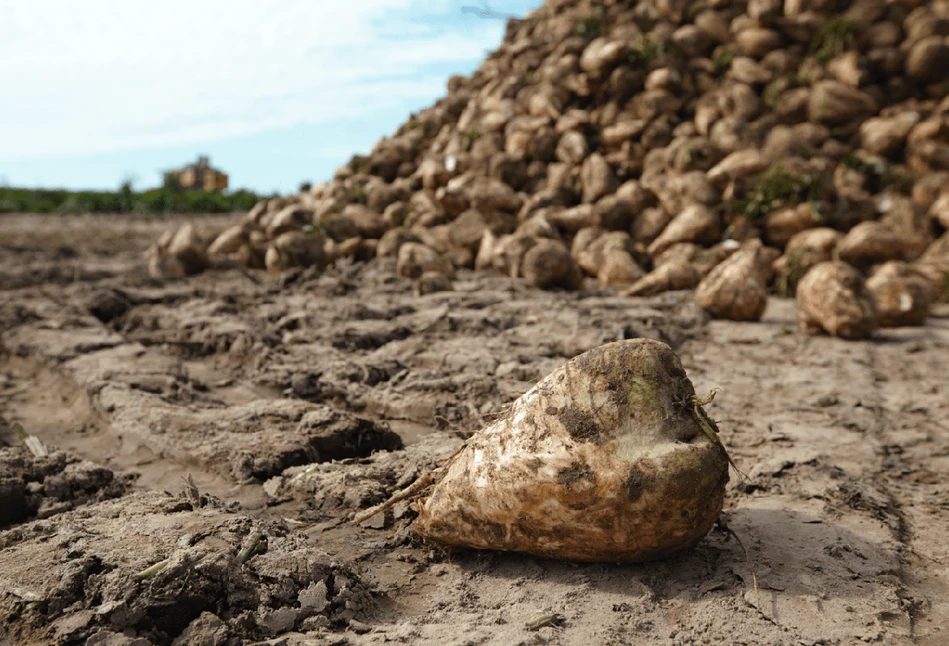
[412,339,729,562]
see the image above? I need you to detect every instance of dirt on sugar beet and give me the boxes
[1,212,948,645]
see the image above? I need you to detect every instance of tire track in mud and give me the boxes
[864,316,949,645]
[684,300,949,645]
[656,300,912,644]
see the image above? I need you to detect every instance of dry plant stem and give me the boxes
[181,474,200,506]
[525,614,566,630]
[351,446,467,525]
[135,559,170,581]
[692,391,746,479]
[236,532,267,564]
[14,422,48,458]
[718,518,761,612]
[351,471,439,525]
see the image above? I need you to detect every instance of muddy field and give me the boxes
[1,212,947,646]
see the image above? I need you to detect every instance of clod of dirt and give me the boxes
[866,261,935,327]
[695,239,770,321]
[0,446,125,529]
[415,271,454,296]
[87,288,135,325]
[296,406,404,463]
[0,492,375,645]
[286,433,462,517]
[411,339,729,562]
[229,403,405,482]
[797,261,879,340]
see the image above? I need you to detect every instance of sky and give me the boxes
[0,0,543,195]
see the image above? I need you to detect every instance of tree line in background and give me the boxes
[0,176,277,215]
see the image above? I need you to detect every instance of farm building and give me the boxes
[167,156,229,192]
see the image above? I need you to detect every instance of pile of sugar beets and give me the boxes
[151,0,949,339]
[146,0,949,560]
[150,0,949,340]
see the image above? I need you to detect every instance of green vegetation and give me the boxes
[460,128,482,152]
[808,16,860,64]
[731,164,823,221]
[576,15,603,39]
[762,75,794,109]
[630,35,682,63]
[0,183,273,215]
[401,115,437,138]
[773,248,810,298]
[348,154,370,175]
[349,187,368,204]
[630,35,661,62]
[840,154,914,193]
[685,1,707,21]
[712,44,739,73]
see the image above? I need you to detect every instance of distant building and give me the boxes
[167,156,229,192]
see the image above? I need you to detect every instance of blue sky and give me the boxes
[0,1,543,194]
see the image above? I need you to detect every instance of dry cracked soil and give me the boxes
[1,212,947,646]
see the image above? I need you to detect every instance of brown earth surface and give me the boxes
[1,212,948,646]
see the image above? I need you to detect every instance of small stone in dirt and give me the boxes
[299,580,330,615]
[359,510,389,529]
[170,613,230,646]
[291,372,323,399]
[817,394,840,408]
[263,476,284,498]
[415,271,454,296]
[87,629,153,646]
[87,289,133,324]
[349,619,373,634]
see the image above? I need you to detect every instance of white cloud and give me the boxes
[0,0,512,161]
